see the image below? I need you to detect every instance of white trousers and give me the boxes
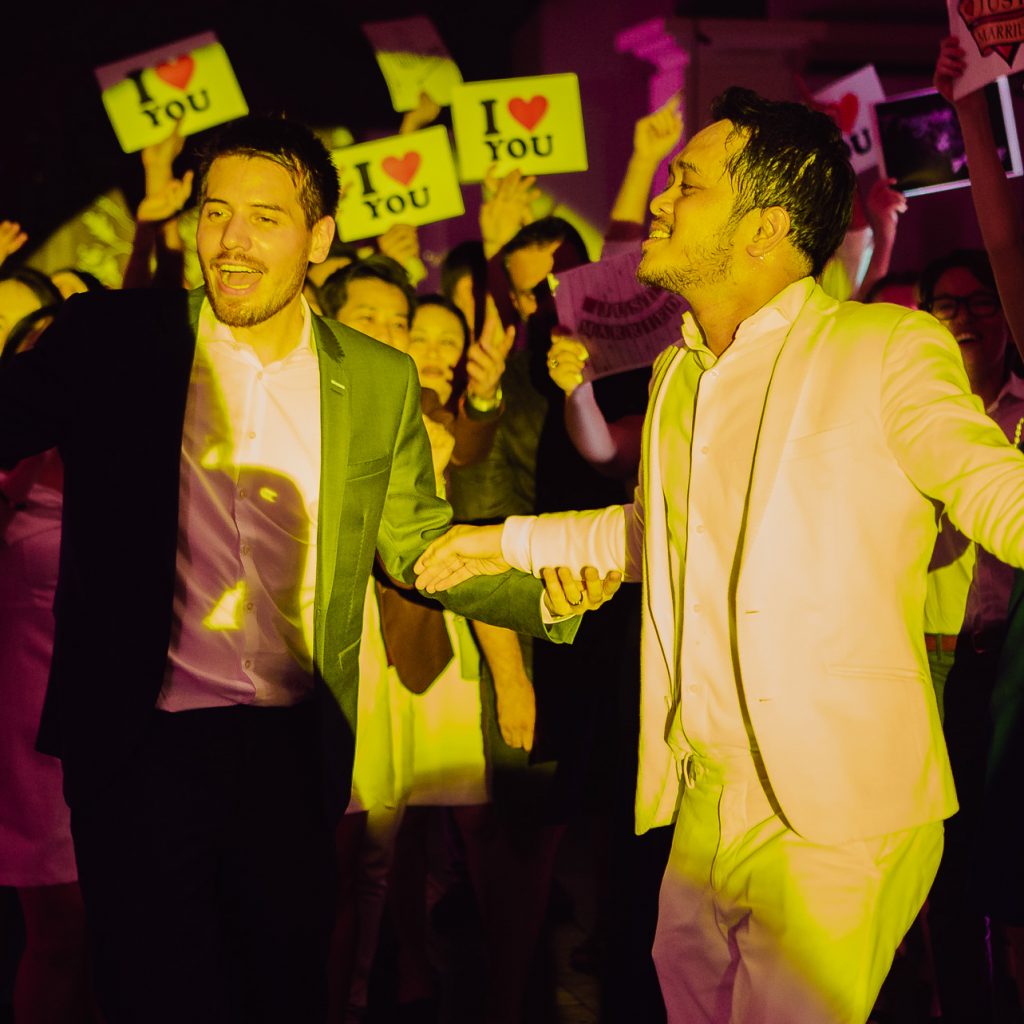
[652,754,943,1023]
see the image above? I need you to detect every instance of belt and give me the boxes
[924,633,958,653]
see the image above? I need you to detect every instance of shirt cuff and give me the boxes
[502,516,540,576]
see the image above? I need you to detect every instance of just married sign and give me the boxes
[450,73,588,182]
[95,32,248,153]
[948,0,1024,98]
[332,126,465,241]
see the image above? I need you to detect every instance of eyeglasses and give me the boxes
[926,292,1001,320]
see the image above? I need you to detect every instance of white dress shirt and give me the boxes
[160,298,321,710]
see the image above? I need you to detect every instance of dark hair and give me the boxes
[414,293,470,347]
[1,267,63,310]
[196,115,340,228]
[864,269,920,305]
[710,86,856,278]
[51,268,105,293]
[502,216,589,269]
[919,249,997,312]
[440,239,486,303]
[319,254,416,321]
[1,305,59,365]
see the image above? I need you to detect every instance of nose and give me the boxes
[220,212,251,251]
[649,184,672,220]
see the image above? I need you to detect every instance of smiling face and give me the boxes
[638,119,747,298]
[408,303,466,405]
[197,154,330,329]
[930,265,1008,393]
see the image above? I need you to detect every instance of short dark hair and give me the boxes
[711,87,856,278]
[440,239,486,303]
[864,269,920,305]
[1,267,63,309]
[196,115,340,228]
[501,216,589,269]
[319,254,416,321]
[919,249,997,312]
[414,293,470,348]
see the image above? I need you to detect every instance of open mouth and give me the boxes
[214,263,264,293]
[955,333,979,346]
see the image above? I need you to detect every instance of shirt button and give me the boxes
[700,446,709,456]
[248,430,256,440]
[238,488,247,499]
[245,602,254,611]
[240,544,251,556]
[243,659,253,670]
[688,684,699,694]
[695,524,705,534]
[256,371,264,380]
[692,603,702,613]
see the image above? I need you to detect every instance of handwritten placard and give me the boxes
[362,17,463,111]
[812,65,886,175]
[95,32,248,153]
[332,126,465,241]
[553,248,684,381]
[948,0,1024,99]
[450,73,588,182]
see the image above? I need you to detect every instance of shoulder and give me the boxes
[313,313,414,373]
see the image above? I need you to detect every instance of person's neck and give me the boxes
[687,271,801,357]
[230,296,307,366]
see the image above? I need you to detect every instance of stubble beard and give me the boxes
[201,256,308,329]
[637,233,735,297]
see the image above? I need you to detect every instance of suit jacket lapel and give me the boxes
[313,316,351,668]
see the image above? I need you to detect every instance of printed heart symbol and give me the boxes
[834,93,859,134]
[154,55,195,91]
[508,96,548,132]
[958,0,1022,67]
[382,152,421,186]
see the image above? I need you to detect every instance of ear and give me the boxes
[746,206,791,261]
[309,215,336,264]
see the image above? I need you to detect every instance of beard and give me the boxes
[637,232,735,296]
[201,252,308,329]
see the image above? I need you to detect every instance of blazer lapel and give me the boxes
[313,316,352,668]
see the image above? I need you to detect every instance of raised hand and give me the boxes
[400,91,442,135]
[0,221,28,268]
[141,120,187,194]
[632,93,684,165]
[465,299,515,401]
[934,36,967,104]
[865,177,907,244]
[136,170,194,223]
[547,332,589,396]
[480,166,540,257]
[378,222,420,268]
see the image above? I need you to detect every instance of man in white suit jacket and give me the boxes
[415,88,1024,1022]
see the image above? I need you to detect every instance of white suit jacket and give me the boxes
[503,280,1024,844]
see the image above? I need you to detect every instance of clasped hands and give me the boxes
[414,523,622,617]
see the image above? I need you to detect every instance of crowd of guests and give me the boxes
[3,33,1024,1024]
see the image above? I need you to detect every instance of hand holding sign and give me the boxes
[546,333,589,396]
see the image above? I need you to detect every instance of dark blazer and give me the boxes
[0,287,574,813]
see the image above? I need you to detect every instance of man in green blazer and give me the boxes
[0,116,612,1024]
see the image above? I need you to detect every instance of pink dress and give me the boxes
[0,454,77,886]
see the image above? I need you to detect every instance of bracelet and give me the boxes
[465,386,503,414]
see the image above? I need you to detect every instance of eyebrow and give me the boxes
[202,198,289,214]
[673,158,701,178]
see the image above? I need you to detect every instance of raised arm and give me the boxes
[609,95,683,228]
[936,35,1024,355]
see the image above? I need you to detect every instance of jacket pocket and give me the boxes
[347,454,390,481]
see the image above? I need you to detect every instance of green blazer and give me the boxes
[0,287,575,813]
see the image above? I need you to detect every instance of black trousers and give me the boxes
[70,702,336,1024]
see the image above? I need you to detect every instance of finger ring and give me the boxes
[548,358,559,368]
[567,593,584,607]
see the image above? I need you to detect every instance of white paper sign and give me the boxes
[362,16,463,111]
[948,0,1024,99]
[812,66,886,175]
[553,248,685,381]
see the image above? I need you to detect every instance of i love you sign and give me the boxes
[450,73,588,182]
[332,125,465,241]
[812,66,885,175]
[95,32,248,153]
